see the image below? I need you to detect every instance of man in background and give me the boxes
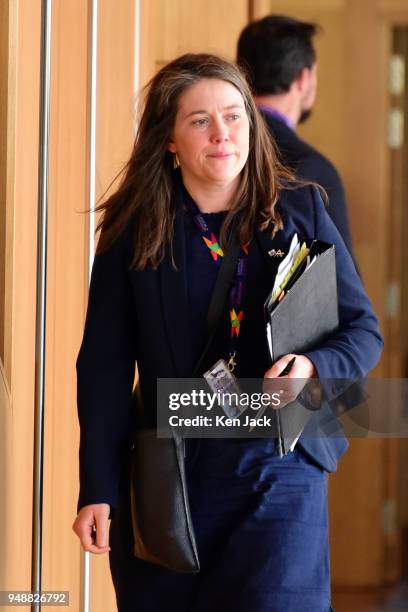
[237,15,354,256]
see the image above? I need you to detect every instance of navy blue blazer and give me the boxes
[76,184,383,514]
[262,112,355,258]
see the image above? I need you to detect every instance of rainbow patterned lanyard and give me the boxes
[184,190,249,372]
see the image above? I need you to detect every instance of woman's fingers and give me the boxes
[264,354,297,408]
[263,379,298,410]
[72,504,111,554]
[265,354,296,379]
[264,354,316,409]
[94,508,110,549]
[265,354,316,380]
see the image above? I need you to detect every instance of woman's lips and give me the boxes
[207,152,235,158]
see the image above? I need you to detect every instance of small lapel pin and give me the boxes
[268,249,285,258]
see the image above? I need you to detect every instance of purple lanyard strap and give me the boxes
[184,191,249,372]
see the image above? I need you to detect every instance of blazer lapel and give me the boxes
[159,192,194,377]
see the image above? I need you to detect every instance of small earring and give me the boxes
[173,152,180,169]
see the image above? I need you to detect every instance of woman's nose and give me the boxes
[210,120,229,143]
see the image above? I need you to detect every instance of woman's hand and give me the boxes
[265,353,316,379]
[263,353,316,410]
[72,503,111,554]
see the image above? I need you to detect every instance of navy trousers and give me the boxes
[109,438,332,611]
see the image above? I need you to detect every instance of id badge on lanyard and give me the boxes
[203,358,244,420]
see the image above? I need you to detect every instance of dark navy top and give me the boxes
[183,207,272,378]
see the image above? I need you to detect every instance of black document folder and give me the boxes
[264,239,339,455]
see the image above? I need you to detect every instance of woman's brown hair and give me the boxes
[93,53,303,270]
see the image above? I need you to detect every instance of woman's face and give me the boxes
[168,78,250,190]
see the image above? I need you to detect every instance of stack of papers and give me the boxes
[266,233,318,313]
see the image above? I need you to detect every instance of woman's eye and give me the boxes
[192,118,208,127]
[227,114,240,121]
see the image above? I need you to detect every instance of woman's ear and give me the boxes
[167,141,177,153]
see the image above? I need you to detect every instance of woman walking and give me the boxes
[72,54,382,611]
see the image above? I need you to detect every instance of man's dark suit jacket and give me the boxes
[261,112,354,257]
[76,183,383,515]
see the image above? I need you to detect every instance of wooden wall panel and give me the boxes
[43,0,91,607]
[338,1,390,584]
[0,0,8,363]
[0,359,12,588]
[139,0,158,87]
[378,0,408,16]
[152,0,248,73]
[96,0,137,202]
[1,0,41,594]
[343,0,389,340]
[249,0,271,20]
[329,439,386,586]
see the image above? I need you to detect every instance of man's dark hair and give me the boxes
[237,15,319,95]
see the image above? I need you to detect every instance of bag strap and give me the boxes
[193,222,241,376]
